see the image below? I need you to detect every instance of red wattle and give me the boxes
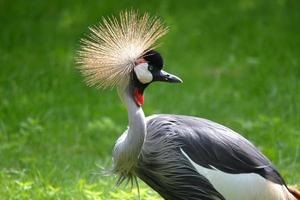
[134,88,144,106]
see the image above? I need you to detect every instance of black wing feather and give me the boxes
[148,114,285,185]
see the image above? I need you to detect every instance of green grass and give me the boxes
[0,0,299,199]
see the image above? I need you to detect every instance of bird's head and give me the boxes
[77,10,182,106]
[132,50,182,106]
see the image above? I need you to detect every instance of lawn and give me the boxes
[0,0,299,199]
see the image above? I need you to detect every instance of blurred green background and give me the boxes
[0,0,299,199]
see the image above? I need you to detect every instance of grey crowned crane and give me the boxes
[77,10,300,200]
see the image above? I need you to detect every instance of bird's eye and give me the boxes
[148,65,154,71]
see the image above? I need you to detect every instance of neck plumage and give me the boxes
[113,84,146,176]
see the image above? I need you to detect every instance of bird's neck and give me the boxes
[123,85,146,148]
[113,84,146,175]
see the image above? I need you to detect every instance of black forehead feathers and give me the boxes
[143,50,164,69]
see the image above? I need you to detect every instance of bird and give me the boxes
[77,10,300,200]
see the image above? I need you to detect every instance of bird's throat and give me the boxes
[134,88,144,106]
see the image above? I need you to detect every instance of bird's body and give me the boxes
[139,114,294,200]
[113,84,297,199]
[77,10,299,200]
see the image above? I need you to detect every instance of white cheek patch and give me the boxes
[134,63,153,84]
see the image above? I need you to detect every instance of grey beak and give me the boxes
[153,70,183,83]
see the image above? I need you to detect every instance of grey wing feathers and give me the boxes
[146,114,285,185]
[138,115,226,200]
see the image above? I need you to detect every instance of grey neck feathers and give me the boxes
[113,84,146,175]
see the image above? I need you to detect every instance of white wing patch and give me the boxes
[134,63,153,84]
[180,148,291,200]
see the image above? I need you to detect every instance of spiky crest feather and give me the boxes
[77,10,168,89]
